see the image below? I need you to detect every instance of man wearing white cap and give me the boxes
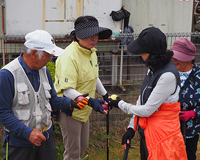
[0,30,88,160]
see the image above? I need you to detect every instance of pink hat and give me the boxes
[171,38,196,62]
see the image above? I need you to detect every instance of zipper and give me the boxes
[90,60,93,66]
[89,50,93,66]
[141,71,153,105]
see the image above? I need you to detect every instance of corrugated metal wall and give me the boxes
[3,0,122,35]
[0,0,195,35]
[123,0,194,33]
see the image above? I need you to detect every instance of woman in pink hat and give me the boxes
[171,37,200,160]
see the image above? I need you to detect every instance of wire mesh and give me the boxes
[1,32,200,126]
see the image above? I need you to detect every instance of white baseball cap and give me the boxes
[24,30,64,56]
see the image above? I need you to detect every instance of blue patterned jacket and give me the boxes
[180,63,200,138]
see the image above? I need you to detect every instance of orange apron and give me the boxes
[134,102,187,160]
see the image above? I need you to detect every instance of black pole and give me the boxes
[122,143,130,160]
[106,108,109,160]
[181,108,186,144]
[182,121,186,144]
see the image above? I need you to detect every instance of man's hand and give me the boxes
[70,94,89,110]
[28,130,46,146]
[88,98,107,114]
[122,128,135,150]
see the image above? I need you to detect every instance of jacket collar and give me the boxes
[73,41,97,55]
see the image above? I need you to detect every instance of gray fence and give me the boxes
[1,32,200,126]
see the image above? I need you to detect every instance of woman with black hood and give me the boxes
[109,27,187,160]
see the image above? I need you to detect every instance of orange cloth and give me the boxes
[134,102,187,160]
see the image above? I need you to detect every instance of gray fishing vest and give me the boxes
[3,58,52,131]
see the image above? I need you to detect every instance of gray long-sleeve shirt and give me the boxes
[118,71,180,129]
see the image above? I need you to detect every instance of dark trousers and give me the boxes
[140,138,148,160]
[2,131,56,160]
[186,135,199,160]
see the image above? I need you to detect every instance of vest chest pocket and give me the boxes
[17,83,29,105]
[42,82,51,99]
[16,109,30,121]
[45,103,52,116]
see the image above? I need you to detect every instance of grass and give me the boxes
[0,120,141,160]
[82,125,141,160]
[0,121,200,160]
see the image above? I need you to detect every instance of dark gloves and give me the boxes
[109,95,121,108]
[103,93,111,110]
[122,128,135,145]
[102,93,109,103]
[70,94,89,110]
[88,98,106,114]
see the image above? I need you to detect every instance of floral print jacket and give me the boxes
[180,63,200,138]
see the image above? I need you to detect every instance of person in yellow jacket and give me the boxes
[54,15,112,160]
[109,27,187,160]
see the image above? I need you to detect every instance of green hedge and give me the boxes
[46,62,56,83]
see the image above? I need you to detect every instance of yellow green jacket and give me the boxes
[54,41,99,122]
